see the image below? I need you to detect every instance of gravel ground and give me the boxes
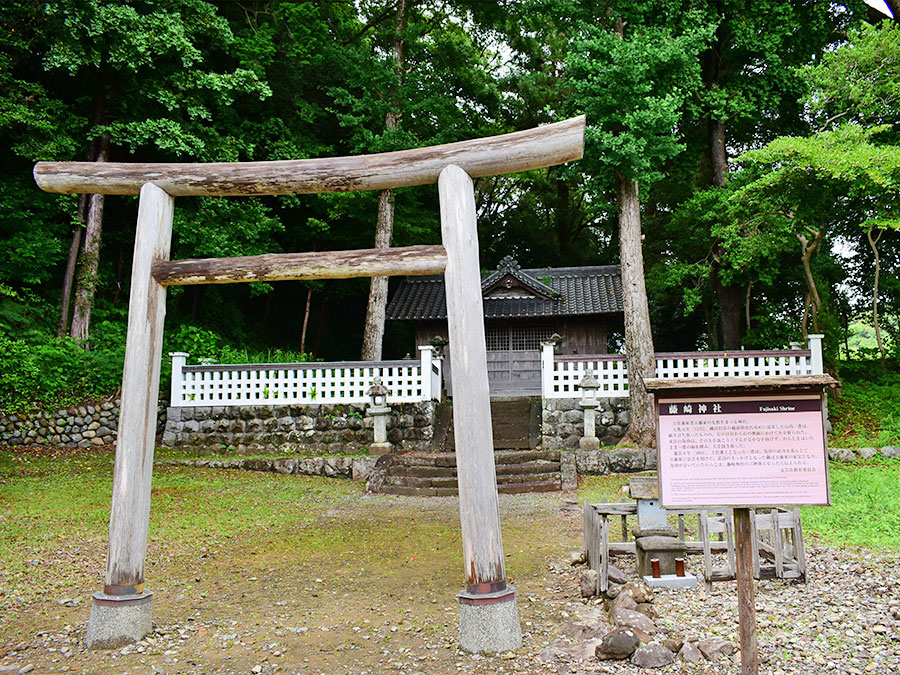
[1,494,897,675]
[538,544,899,674]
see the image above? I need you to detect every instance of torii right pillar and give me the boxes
[438,164,522,653]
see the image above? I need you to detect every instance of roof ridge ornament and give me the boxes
[497,255,520,271]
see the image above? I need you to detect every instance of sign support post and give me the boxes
[733,507,758,675]
[645,374,836,675]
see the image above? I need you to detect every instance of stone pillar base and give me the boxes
[458,586,522,653]
[85,591,153,650]
[579,436,601,451]
[368,442,393,456]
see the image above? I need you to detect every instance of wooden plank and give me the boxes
[588,503,637,516]
[600,516,609,593]
[725,514,737,577]
[793,508,807,579]
[34,116,585,196]
[584,503,594,568]
[106,183,174,592]
[439,165,506,589]
[734,507,760,675]
[152,245,447,286]
[773,511,785,578]
[699,511,712,587]
[644,374,838,392]
[607,542,637,555]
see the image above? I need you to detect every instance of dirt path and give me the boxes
[2,492,585,675]
[4,487,898,674]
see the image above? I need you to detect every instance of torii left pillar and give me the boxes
[86,183,174,648]
[439,165,522,653]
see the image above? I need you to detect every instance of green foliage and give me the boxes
[567,17,713,184]
[0,330,125,413]
[801,458,900,550]
[802,20,900,131]
[830,370,900,448]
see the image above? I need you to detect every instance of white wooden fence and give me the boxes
[169,346,442,407]
[541,335,824,399]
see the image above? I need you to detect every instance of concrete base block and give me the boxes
[458,587,522,653]
[643,574,698,589]
[85,591,153,650]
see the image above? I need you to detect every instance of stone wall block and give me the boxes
[576,450,610,474]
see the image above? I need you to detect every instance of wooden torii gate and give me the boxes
[34,116,585,652]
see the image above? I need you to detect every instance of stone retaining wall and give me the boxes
[0,400,167,449]
[573,447,657,474]
[161,402,436,455]
[542,398,631,449]
[160,455,379,481]
[829,446,899,461]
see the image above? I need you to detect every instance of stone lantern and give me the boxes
[579,370,601,450]
[366,378,392,456]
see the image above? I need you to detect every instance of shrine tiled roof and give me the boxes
[386,258,623,321]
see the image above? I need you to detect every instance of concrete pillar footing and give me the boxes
[458,586,522,653]
[85,591,153,650]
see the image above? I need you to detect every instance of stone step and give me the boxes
[399,465,458,478]
[382,478,561,497]
[495,450,560,464]
[494,462,560,475]
[497,480,561,494]
[384,471,561,490]
[385,475,459,488]
[392,450,560,468]
[382,486,460,497]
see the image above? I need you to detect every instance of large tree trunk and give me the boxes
[361,188,394,360]
[798,227,824,338]
[615,172,656,448]
[708,118,728,188]
[70,133,110,346]
[58,195,87,337]
[867,225,886,361]
[703,38,743,348]
[712,266,743,349]
[300,285,313,355]
[360,0,409,360]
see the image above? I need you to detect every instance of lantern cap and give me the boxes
[367,378,390,397]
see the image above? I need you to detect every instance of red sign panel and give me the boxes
[656,392,830,508]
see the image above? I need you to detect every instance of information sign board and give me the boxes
[656,391,830,509]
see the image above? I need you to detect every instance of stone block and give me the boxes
[458,590,522,653]
[828,447,856,462]
[881,445,900,459]
[85,592,153,650]
[579,436,601,451]
[608,449,645,473]
[576,449,610,475]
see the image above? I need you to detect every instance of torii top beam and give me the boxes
[34,116,585,197]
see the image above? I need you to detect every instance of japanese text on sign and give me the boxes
[657,394,829,508]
